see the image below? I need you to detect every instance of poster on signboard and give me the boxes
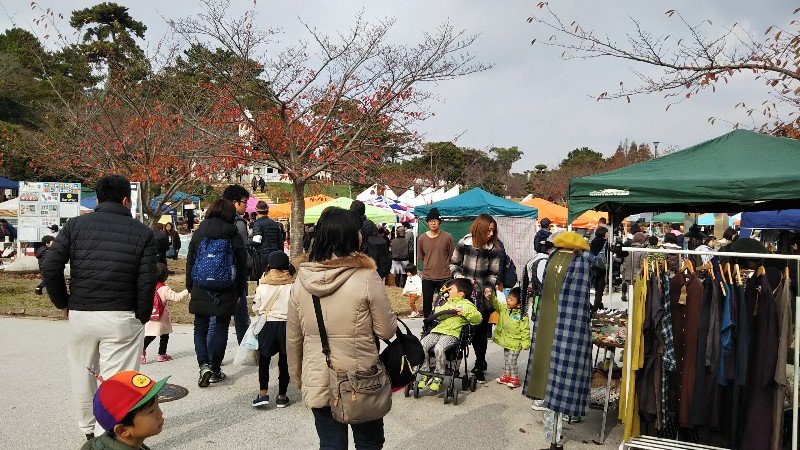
[17,181,81,242]
[130,182,143,223]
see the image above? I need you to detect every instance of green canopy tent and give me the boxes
[650,212,686,223]
[300,197,397,224]
[568,129,800,450]
[568,130,800,223]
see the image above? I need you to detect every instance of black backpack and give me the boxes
[379,319,424,389]
[498,242,518,288]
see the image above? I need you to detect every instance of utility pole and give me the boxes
[653,141,660,158]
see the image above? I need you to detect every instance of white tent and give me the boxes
[430,188,447,203]
[419,186,435,196]
[520,193,533,202]
[383,186,398,200]
[398,188,416,203]
[356,184,379,201]
[442,185,460,200]
[408,194,427,207]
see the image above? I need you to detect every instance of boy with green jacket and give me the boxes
[418,279,482,391]
[489,287,531,388]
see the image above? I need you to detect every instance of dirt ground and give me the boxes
[0,258,412,322]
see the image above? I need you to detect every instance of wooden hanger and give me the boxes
[663,260,668,273]
[756,265,766,278]
[656,258,660,276]
[725,263,734,285]
[785,262,790,280]
[735,264,742,285]
[680,259,694,274]
[696,262,713,272]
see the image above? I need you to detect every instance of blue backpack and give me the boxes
[191,238,235,290]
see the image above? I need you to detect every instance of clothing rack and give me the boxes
[619,246,800,450]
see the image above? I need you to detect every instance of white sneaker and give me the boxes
[531,399,547,411]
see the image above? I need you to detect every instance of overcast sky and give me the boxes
[0,0,792,172]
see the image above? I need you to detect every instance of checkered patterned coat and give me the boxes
[542,251,594,417]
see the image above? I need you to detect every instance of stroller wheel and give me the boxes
[462,377,470,391]
[470,376,478,392]
[413,383,420,398]
[452,385,459,405]
[404,383,411,397]
[444,385,452,404]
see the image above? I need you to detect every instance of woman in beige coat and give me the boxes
[287,207,397,450]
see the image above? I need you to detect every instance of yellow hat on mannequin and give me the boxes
[552,231,589,251]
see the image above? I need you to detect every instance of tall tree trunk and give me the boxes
[289,178,307,258]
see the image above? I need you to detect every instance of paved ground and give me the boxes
[0,301,628,449]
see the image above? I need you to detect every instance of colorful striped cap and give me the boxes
[93,371,169,431]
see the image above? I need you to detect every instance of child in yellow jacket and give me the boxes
[488,287,531,388]
[418,278,482,392]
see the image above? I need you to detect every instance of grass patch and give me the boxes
[0,259,414,322]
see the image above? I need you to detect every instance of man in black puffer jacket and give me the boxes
[350,200,391,279]
[252,201,285,268]
[42,174,157,441]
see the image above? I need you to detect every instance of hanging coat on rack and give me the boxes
[771,275,792,450]
[659,272,676,429]
[740,275,778,450]
[669,272,704,428]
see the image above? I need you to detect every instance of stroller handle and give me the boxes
[423,309,460,323]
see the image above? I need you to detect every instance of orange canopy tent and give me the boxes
[571,210,610,229]
[520,198,568,226]
[268,194,334,219]
[519,197,614,229]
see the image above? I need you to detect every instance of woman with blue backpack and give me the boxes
[186,199,248,388]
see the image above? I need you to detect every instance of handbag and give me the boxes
[150,282,166,321]
[242,321,260,351]
[593,242,608,271]
[379,319,424,389]
[312,294,392,424]
[247,246,263,281]
[233,342,260,366]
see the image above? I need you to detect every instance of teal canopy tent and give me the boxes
[414,188,538,285]
[415,187,538,219]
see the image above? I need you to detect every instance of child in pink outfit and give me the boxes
[142,263,188,363]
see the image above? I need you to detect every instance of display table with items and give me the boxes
[591,309,626,444]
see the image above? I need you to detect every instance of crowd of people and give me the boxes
[38,173,796,450]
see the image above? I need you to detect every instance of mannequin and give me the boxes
[523,231,594,449]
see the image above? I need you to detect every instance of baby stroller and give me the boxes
[404,309,478,404]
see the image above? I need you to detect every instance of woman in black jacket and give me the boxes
[165,221,181,259]
[589,226,608,311]
[186,199,248,388]
[153,223,171,265]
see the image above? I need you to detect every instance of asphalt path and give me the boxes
[0,313,625,449]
